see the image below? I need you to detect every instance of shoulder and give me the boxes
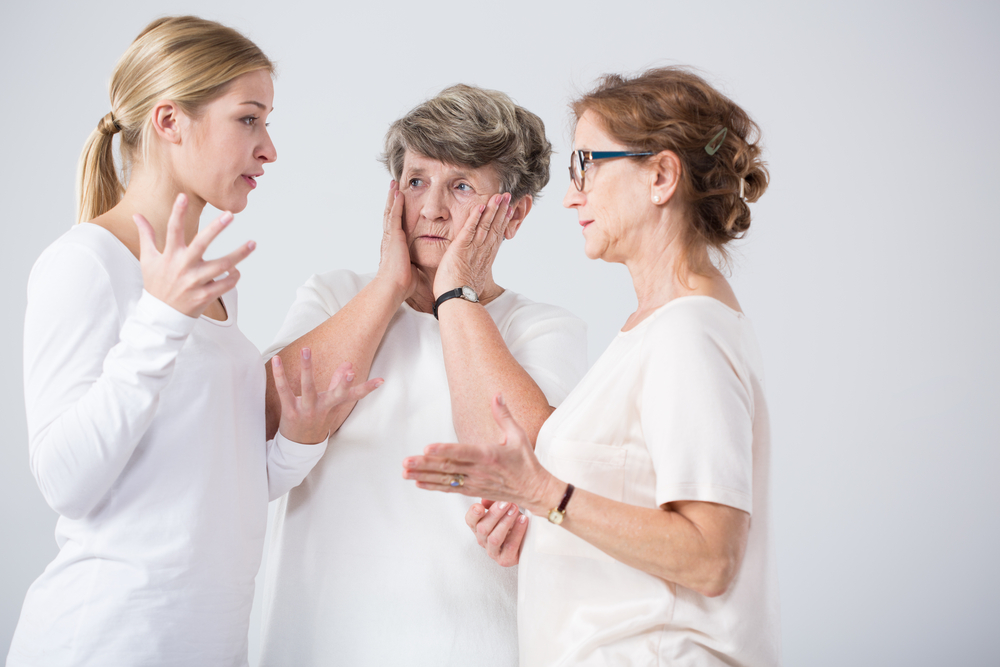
[29,224,138,298]
[294,269,374,313]
[489,289,586,332]
[644,296,745,346]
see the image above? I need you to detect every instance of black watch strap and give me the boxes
[433,288,464,319]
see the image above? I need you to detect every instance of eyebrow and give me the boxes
[240,101,272,111]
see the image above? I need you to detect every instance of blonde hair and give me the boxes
[77,15,274,223]
[381,84,551,201]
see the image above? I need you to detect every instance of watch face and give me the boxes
[461,286,479,302]
[547,509,564,525]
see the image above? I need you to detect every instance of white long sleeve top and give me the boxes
[7,223,326,667]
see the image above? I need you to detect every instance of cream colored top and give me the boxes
[518,297,781,667]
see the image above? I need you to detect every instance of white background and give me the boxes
[2,1,998,664]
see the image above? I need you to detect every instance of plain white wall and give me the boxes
[2,1,998,664]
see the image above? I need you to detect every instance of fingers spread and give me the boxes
[187,210,234,261]
[298,348,317,411]
[165,193,188,251]
[133,214,158,258]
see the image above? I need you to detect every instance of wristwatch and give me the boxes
[547,483,575,525]
[433,286,479,319]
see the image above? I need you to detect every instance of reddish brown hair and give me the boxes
[572,67,769,274]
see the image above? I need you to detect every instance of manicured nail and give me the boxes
[497,501,508,511]
[374,379,384,388]
[507,206,515,219]
[219,211,233,225]
[247,240,256,251]
[497,393,505,406]
[479,205,486,213]
[390,179,396,188]
[508,506,516,516]
[302,348,311,360]
[473,505,483,515]
[345,372,355,382]
[176,193,187,205]
[519,514,527,524]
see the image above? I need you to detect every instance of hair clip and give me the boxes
[739,177,746,200]
[705,127,727,156]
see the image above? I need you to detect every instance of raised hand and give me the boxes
[433,192,513,297]
[133,193,255,318]
[272,350,383,445]
[377,180,418,300]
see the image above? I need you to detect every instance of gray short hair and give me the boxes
[380,84,551,200]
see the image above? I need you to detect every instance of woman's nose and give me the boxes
[258,129,277,163]
[563,181,583,208]
[421,184,450,221]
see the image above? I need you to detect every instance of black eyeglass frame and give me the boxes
[569,150,655,191]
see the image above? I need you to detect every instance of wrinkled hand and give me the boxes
[377,180,418,300]
[433,193,513,297]
[133,193,255,318]
[465,499,529,567]
[402,393,554,511]
[273,350,382,444]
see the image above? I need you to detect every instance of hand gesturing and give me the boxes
[133,193,255,318]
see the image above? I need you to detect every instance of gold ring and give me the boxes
[449,474,465,488]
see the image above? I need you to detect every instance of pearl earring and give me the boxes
[653,196,661,203]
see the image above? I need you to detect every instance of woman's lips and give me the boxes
[579,219,593,229]
[242,175,257,189]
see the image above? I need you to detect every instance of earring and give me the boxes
[653,196,661,203]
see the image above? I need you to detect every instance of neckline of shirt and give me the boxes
[73,223,235,327]
[617,295,745,338]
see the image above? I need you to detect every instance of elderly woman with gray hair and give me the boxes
[256,85,588,665]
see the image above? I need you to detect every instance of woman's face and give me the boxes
[175,69,276,214]
[399,151,501,271]
[563,110,650,263]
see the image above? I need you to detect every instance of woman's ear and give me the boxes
[504,195,533,240]
[150,99,184,145]
[650,151,682,205]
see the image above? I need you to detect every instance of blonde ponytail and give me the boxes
[76,16,273,223]
[77,113,124,223]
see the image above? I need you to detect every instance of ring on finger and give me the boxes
[448,473,465,488]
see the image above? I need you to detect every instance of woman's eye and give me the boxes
[408,178,423,188]
[241,116,259,126]
[456,183,472,192]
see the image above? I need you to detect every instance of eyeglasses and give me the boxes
[569,150,654,191]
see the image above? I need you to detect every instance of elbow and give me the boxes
[30,451,98,520]
[694,554,742,598]
[35,481,95,520]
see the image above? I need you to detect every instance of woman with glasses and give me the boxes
[404,67,780,666]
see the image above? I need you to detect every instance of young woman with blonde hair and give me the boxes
[8,16,377,666]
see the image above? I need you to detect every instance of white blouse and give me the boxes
[518,297,781,667]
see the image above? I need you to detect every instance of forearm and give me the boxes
[265,276,404,438]
[529,475,750,597]
[438,299,553,445]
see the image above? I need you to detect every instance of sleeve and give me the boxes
[23,243,196,519]
[265,432,328,500]
[262,270,365,360]
[503,302,589,407]
[641,308,755,514]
